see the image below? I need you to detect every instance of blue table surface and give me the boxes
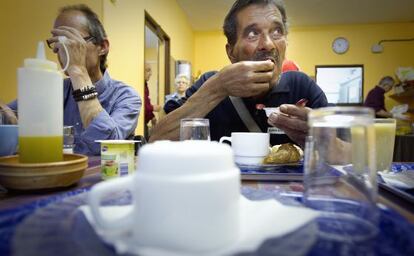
[0,162,413,255]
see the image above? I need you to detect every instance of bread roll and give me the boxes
[263,143,301,164]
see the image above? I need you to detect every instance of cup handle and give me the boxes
[88,176,134,231]
[219,136,231,144]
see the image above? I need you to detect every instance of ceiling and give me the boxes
[176,0,414,31]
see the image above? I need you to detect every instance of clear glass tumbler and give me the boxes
[180,118,210,141]
[63,126,75,154]
[374,118,396,173]
[303,107,378,247]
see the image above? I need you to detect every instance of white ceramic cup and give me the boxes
[219,132,270,165]
[88,140,240,253]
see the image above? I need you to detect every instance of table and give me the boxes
[0,157,413,256]
[1,157,413,222]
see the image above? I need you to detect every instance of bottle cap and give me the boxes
[23,41,58,71]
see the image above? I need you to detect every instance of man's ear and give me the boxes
[226,43,237,63]
[98,39,110,56]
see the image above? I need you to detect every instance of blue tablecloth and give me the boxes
[1,163,414,255]
[0,186,413,255]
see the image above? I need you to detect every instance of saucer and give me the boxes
[238,162,303,181]
[80,195,319,255]
[7,187,414,256]
[0,154,88,190]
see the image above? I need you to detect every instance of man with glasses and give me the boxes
[9,4,141,155]
[151,0,327,147]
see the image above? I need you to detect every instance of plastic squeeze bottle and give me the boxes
[17,41,63,163]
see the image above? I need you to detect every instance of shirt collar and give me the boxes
[94,70,111,95]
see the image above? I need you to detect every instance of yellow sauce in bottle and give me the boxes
[19,136,63,163]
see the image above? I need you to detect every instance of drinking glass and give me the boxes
[133,135,147,156]
[180,118,210,141]
[63,126,75,154]
[374,118,396,173]
[304,107,378,246]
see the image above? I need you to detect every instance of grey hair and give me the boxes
[223,0,288,46]
[379,76,395,86]
[59,4,108,73]
[175,74,190,85]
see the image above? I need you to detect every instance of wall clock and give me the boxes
[332,37,349,54]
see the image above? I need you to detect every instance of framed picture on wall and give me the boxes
[315,65,364,105]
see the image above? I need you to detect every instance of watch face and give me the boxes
[332,37,349,54]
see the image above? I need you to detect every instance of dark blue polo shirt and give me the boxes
[164,71,328,145]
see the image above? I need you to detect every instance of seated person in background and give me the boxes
[9,4,141,155]
[151,0,327,147]
[364,76,406,119]
[164,74,190,109]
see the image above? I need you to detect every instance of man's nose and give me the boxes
[258,34,275,51]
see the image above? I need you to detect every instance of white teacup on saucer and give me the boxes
[219,132,270,165]
[88,140,240,253]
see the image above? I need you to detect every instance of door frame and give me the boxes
[145,12,171,96]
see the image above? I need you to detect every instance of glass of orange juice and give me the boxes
[374,118,396,173]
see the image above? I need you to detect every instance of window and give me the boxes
[315,65,364,105]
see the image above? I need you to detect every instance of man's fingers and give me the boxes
[279,104,310,120]
[47,36,60,44]
[268,113,307,147]
[284,130,307,147]
[249,71,273,83]
[268,113,308,133]
[242,60,274,72]
[51,26,83,41]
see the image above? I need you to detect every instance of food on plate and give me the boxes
[263,143,302,164]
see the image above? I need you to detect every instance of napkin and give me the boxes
[379,171,414,189]
[79,195,319,256]
[263,107,279,117]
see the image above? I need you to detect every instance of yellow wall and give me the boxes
[0,0,102,103]
[144,0,194,64]
[287,23,414,110]
[193,23,414,111]
[194,31,229,76]
[4,1,411,133]
[0,0,194,136]
[103,0,194,135]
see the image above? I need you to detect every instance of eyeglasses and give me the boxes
[46,36,96,49]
